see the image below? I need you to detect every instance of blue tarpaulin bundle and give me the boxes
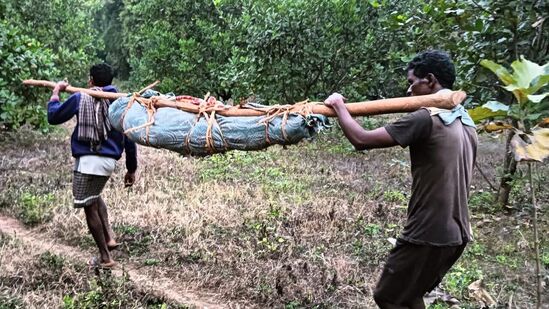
[108,91,330,156]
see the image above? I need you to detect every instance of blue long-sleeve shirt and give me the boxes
[47,85,137,173]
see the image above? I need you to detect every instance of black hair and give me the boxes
[406,50,456,89]
[90,63,114,87]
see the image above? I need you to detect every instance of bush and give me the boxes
[0,0,102,132]
[0,22,58,132]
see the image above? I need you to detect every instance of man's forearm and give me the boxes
[333,103,368,148]
[50,86,61,102]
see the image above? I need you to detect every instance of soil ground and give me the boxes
[1,120,547,308]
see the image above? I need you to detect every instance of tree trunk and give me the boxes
[496,130,517,208]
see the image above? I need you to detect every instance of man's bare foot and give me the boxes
[107,241,121,251]
[88,256,116,269]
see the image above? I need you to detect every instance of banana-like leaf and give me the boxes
[483,57,549,105]
[509,56,548,89]
[530,74,549,94]
[483,100,509,112]
[510,128,549,162]
[480,60,515,85]
[528,92,549,103]
[468,106,508,122]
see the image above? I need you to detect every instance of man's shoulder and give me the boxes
[395,108,432,126]
[65,92,82,103]
[102,85,118,93]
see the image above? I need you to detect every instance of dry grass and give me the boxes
[0,121,548,308]
[0,233,178,308]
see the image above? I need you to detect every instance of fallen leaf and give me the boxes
[482,121,514,132]
[424,287,460,306]
[468,280,496,307]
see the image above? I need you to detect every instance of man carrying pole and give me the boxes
[47,63,138,268]
[324,50,478,309]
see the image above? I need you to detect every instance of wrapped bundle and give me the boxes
[108,91,330,156]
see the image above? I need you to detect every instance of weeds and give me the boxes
[0,289,24,309]
[61,272,174,309]
[468,190,495,212]
[444,264,483,299]
[113,224,153,256]
[17,192,55,225]
[382,189,407,204]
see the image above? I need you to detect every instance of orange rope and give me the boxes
[182,103,229,155]
[256,100,313,143]
[120,93,140,131]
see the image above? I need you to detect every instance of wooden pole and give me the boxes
[23,79,466,117]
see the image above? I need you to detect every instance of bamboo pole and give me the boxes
[23,79,466,117]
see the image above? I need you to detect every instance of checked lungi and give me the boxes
[72,171,109,208]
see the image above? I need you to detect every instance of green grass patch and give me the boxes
[382,189,407,204]
[198,150,270,182]
[113,224,152,256]
[0,289,24,309]
[61,272,180,309]
[468,190,496,212]
[443,263,483,299]
[17,192,55,225]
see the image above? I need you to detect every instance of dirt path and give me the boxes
[0,214,234,309]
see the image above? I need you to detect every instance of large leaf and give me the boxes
[483,100,509,112]
[483,57,549,105]
[529,74,549,94]
[510,128,549,162]
[528,92,549,103]
[480,60,515,86]
[468,106,508,122]
[509,56,546,90]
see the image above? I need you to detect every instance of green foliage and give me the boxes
[474,57,549,126]
[385,0,548,104]
[113,224,152,255]
[444,264,483,298]
[0,22,58,131]
[383,189,407,204]
[3,0,549,133]
[61,273,153,309]
[0,0,102,132]
[469,190,496,212]
[112,1,405,102]
[17,192,55,225]
[476,57,549,163]
[39,251,66,270]
[106,0,548,108]
[120,0,227,95]
[1,0,102,82]
[95,0,131,79]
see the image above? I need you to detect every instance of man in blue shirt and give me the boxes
[48,63,138,268]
